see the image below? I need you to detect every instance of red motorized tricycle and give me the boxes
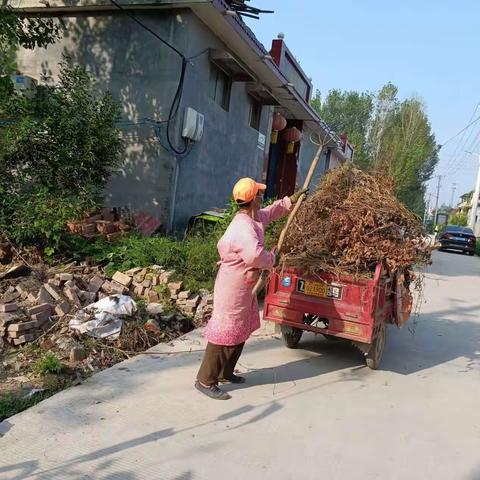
[263,263,412,369]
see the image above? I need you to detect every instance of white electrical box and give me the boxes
[10,75,37,93]
[182,107,204,142]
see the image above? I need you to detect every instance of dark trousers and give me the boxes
[197,342,245,386]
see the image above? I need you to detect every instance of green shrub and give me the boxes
[0,58,122,247]
[32,352,63,376]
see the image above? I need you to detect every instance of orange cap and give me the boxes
[232,178,267,204]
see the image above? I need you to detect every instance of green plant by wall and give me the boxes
[0,58,122,247]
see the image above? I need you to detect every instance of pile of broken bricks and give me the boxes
[66,208,131,242]
[0,264,213,348]
[110,267,213,327]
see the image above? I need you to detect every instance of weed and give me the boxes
[32,352,63,376]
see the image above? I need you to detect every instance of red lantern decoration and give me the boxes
[283,126,302,153]
[270,113,287,144]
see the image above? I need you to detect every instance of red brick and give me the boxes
[148,291,160,303]
[27,303,53,316]
[55,301,71,317]
[88,275,105,293]
[37,286,53,304]
[56,273,74,282]
[8,320,38,332]
[0,303,18,313]
[112,271,132,287]
[32,310,51,327]
[43,284,63,301]
[13,333,36,345]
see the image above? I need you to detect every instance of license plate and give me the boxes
[297,279,343,299]
[452,237,466,242]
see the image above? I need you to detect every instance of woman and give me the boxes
[195,178,306,400]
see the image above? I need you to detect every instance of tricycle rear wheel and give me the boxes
[366,324,386,370]
[281,325,303,349]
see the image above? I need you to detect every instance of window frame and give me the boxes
[248,96,262,131]
[209,63,232,111]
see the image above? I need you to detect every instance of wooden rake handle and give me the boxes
[252,143,326,296]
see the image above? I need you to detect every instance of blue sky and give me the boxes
[246,0,480,206]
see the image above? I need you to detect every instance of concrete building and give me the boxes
[12,0,353,232]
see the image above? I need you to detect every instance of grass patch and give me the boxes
[32,352,64,376]
[62,198,287,293]
[66,233,220,292]
[0,390,57,422]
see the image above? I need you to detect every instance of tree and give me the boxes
[0,59,123,247]
[0,3,60,76]
[311,89,373,169]
[312,84,439,216]
[449,212,468,226]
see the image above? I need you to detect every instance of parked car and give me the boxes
[435,225,476,255]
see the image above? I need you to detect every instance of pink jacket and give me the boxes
[205,197,292,346]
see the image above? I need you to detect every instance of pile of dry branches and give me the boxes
[281,164,432,277]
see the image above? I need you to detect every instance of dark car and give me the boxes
[436,225,476,255]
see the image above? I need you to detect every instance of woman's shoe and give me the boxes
[195,381,231,400]
[219,374,246,384]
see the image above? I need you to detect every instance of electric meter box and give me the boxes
[182,107,204,142]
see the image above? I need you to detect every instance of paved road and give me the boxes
[1,251,480,480]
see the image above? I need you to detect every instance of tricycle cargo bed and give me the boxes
[263,263,411,369]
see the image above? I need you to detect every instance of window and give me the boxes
[249,97,262,131]
[209,64,231,111]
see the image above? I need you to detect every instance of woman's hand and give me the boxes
[289,188,309,204]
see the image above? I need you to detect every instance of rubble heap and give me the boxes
[281,164,432,277]
[0,263,213,348]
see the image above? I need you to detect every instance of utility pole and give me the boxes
[433,175,442,226]
[466,151,480,234]
[423,193,432,227]
[450,183,457,208]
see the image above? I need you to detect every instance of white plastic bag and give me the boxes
[69,295,137,339]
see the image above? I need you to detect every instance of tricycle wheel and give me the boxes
[366,324,386,370]
[281,325,303,349]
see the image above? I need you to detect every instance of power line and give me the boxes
[439,112,480,149]
[440,102,480,175]
[109,0,209,156]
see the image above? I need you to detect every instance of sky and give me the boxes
[246,0,480,207]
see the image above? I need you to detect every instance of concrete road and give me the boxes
[1,251,480,480]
